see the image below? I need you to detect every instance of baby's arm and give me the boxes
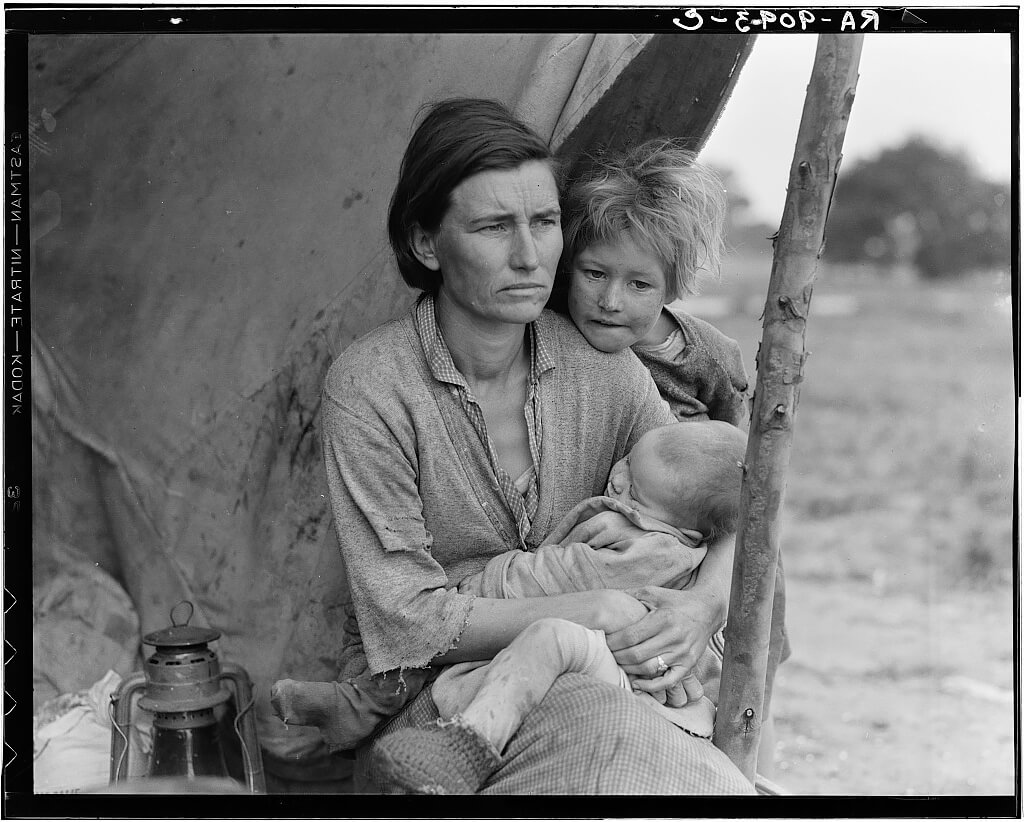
[466,521,706,599]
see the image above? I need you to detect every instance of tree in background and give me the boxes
[713,165,777,255]
[824,137,1010,278]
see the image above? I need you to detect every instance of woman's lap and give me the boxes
[356,672,753,795]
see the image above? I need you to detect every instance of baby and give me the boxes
[367,419,748,794]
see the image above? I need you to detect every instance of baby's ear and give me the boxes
[410,225,441,271]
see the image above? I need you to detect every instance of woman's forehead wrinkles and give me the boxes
[450,166,558,218]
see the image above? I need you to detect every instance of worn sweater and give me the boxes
[322,302,674,679]
[632,303,750,428]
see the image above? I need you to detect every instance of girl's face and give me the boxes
[567,234,668,353]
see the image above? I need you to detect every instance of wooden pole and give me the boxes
[713,33,864,781]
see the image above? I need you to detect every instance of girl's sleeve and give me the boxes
[708,335,751,429]
[321,394,474,675]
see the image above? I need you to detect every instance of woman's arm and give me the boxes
[433,589,649,665]
[604,531,735,692]
[323,389,477,674]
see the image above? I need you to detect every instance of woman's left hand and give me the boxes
[605,585,723,691]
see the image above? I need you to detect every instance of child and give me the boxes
[367,420,748,794]
[554,137,750,428]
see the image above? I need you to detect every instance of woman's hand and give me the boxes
[604,585,724,693]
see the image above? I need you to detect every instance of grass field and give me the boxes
[685,246,1016,795]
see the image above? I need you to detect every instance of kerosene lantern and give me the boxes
[109,601,266,793]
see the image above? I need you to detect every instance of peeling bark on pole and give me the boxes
[713,34,864,781]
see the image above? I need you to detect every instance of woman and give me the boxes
[319,98,752,794]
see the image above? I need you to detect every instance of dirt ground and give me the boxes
[700,258,1017,797]
[770,578,1014,795]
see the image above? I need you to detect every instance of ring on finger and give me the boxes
[655,655,669,675]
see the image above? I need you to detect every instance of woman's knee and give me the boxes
[486,674,752,794]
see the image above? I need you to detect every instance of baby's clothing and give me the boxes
[461,495,708,599]
[632,303,750,428]
[437,497,722,739]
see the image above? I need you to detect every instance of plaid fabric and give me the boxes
[356,673,754,795]
[415,294,554,547]
[709,627,726,660]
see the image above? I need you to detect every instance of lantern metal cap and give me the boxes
[143,600,220,647]
[143,624,221,647]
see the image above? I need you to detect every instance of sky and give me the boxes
[701,33,1014,225]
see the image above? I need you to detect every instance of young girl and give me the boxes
[556,137,750,429]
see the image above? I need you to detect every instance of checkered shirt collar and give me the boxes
[414,292,554,388]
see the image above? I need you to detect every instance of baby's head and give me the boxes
[560,138,727,353]
[605,421,747,540]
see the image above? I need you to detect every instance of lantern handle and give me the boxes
[169,600,195,628]
[233,691,258,790]
[221,662,267,793]
[108,696,130,779]
[108,671,148,784]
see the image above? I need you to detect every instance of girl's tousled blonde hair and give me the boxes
[560,138,727,301]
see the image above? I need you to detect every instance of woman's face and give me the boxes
[568,234,668,353]
[417,160,562,327]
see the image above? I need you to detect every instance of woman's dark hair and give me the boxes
[388,98,556,292]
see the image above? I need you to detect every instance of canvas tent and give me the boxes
[28,31,753,786]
